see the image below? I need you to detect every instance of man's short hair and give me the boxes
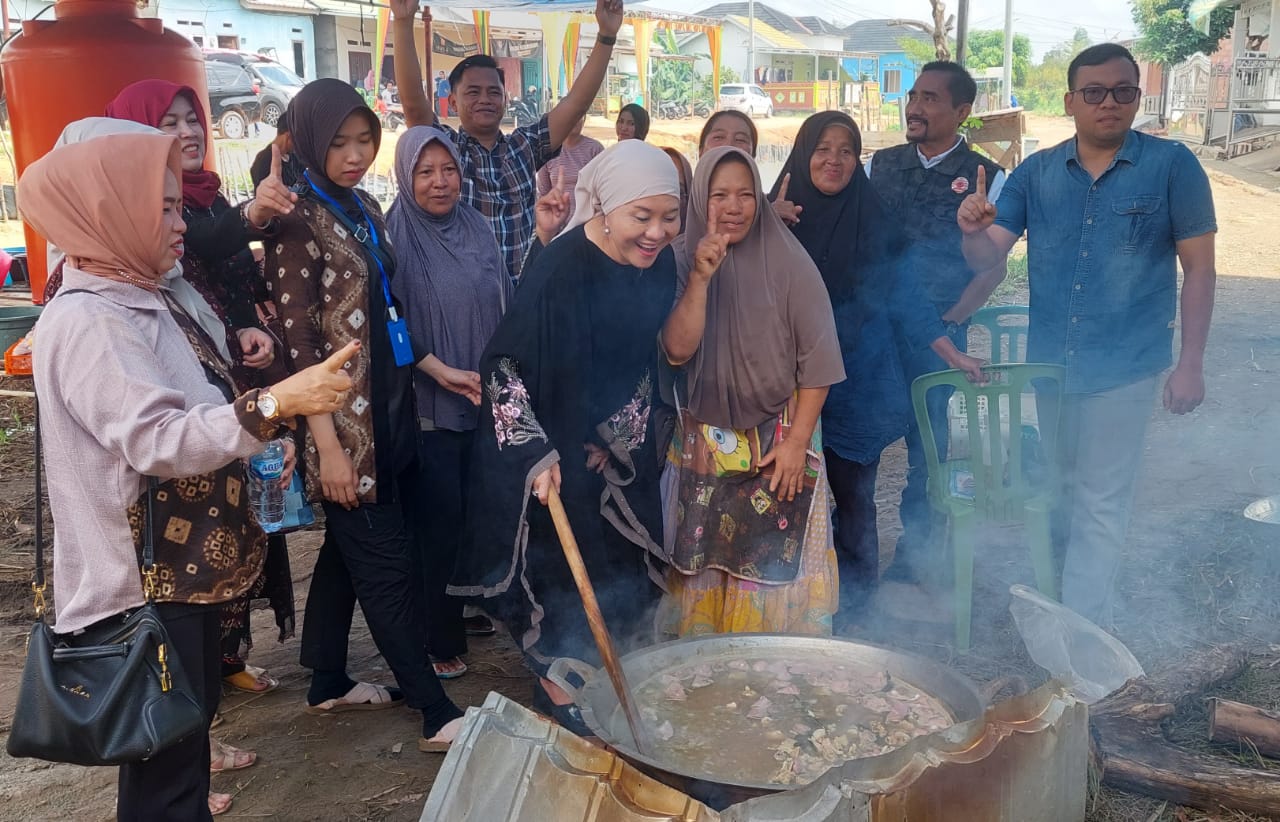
[920,61,977,107]
[1067,43,1140,90]
[449,55,504,91]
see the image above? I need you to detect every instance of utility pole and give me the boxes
[747,0,756,84]
[956,0,969,64]
[1002,0,1014,108]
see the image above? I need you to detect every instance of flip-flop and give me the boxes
[431,657,468,680]
[418,716,465,753]
[210,739,257,774]
[223,664,280,693]
[463,614,496,636]
[304,681,404,715]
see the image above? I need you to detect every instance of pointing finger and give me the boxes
[323,339,361,372]
[976,165,987,200]
[554,166,565,194]
[271,144,283,179]
[777,172,790,202]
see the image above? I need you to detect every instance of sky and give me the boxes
[644,0,1140,59]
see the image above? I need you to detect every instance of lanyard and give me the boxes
[303,170,399,322]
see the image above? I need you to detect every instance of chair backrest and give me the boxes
[970,305,1029,365]
[912,363,1064,519]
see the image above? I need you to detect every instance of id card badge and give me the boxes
[387,316,415,367]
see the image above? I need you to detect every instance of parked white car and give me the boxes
[718,83,774,118]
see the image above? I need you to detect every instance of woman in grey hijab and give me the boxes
[387,126,510,680]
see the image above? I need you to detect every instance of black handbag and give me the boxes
[5,402,205,765]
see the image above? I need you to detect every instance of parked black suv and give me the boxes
[204,61,260,140]
[204,49,304,128]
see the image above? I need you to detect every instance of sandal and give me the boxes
[431,657,468,679]
[210,738,257,774]
[463,614,496,636]
[223,664,280,694]
[304,681,404,715]
[418,716,465,753]
[209,792,233,816]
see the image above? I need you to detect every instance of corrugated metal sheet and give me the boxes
[422,693,720,822]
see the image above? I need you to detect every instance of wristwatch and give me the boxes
[598,33,617,46]
[256,389,282,422]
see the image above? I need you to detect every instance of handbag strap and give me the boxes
[32,397,46,618]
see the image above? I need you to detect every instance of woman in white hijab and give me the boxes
[451,142,681,735]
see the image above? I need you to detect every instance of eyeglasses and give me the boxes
[1070,85,1141,105]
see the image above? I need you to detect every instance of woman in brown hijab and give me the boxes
[21,132,353,820]
[658,146,845,636]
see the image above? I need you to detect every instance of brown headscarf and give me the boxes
[19,133,182,290]
[678,146,845,431]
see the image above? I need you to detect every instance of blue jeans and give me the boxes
[893,319,967,578]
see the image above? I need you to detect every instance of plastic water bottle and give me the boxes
[249,440,286,533]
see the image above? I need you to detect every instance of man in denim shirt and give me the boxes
[958,43,1217,626]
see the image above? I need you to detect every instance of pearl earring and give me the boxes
[603,224,611,235]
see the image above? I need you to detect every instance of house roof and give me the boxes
[843,18,933,53]
[726,15,808,51]
[697,2,818,36]
[795,15,843,36]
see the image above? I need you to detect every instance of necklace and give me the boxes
[115,269,158,291]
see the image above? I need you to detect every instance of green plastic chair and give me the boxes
[969,305,1029,365]
[911,363,1064,652]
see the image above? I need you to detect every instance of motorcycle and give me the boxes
[379,92,405,131]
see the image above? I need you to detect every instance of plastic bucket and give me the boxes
[0,305,41,354]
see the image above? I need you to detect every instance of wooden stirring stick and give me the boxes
[545,485,652,755]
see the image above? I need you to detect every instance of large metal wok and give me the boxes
[551,633,985,809]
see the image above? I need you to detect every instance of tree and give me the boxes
[899,36,944,69]
[892,0,955,61]
[966,29,1032,87]
[1131,0,1234,66]
[1019,27,1092,113]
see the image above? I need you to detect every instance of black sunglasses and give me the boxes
[1070,85,1141,105]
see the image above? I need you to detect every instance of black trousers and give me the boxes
[825,449,881,621]
[407,429,471,661]
[300,488,457,732]
[117,603,220,822]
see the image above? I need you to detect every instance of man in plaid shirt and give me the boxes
[393,0,624,282]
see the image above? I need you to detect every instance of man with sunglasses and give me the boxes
[956,43,1217,628]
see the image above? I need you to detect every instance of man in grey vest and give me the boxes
[866,61,1008,585]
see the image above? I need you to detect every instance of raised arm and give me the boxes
[546,0,622,149]
[958,166,1019,272]
[391,0,436,127]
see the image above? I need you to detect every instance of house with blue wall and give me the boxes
[842,19,932,102]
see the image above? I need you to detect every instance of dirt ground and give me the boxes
[2,113,1280,821]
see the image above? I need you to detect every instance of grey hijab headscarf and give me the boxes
[386,126,510,431]
[49,117,231,362]
[678,147,845,431]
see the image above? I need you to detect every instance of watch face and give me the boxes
[259,393,278,419]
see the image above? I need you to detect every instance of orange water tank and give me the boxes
[1,0,211,302]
